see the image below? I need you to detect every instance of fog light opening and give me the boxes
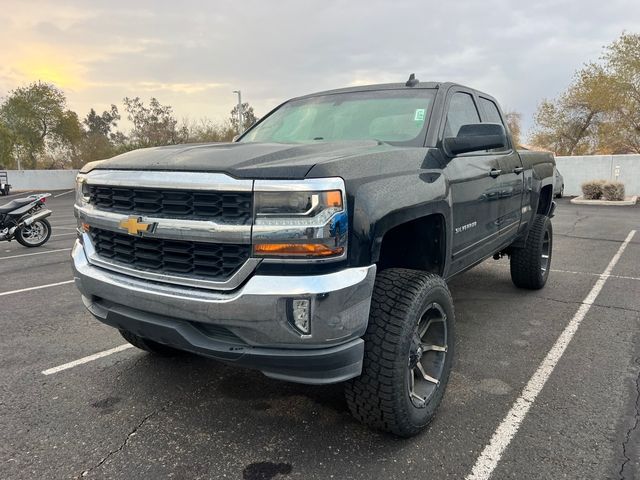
[290,299,311,335]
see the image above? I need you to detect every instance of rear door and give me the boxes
[443,89,503,271]
[477,96,525,239]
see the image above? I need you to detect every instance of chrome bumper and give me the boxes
[72,240,376,348]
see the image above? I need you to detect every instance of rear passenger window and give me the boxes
[444,92,480,138]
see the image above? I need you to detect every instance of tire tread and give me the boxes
[510,214,552,289]
[345,268,454,437]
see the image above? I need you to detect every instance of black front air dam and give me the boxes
[84,296,364,385]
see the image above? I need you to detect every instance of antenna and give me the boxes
[405,73,419,87]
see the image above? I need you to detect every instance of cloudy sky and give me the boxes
[1,0,640,136]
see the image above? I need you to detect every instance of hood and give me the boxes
[81,141,400,179]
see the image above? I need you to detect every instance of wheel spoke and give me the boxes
[418,314,446,338]
[416,362,439,385]
[409,369,425,403]
[421,343,447,352]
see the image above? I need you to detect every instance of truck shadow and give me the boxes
[105,351,414,477]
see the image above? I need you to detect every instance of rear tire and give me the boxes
[510,214,553,289]
[119,329,184,356]
[345,268,455,437]
[16,219,51,247]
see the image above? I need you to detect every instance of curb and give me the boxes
[570,196,638,206]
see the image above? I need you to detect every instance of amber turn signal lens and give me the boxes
[325,190,343,208]
[81,222,90,232]
[254,243,344,257]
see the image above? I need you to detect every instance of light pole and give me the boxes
[232,90,243,135]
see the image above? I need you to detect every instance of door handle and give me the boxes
[489,169,502,178]
[513,167,524,174]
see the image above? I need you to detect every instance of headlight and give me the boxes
[252,179,348,261]
[75,174,89,206]
[255,190,343,222]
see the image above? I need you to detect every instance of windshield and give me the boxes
[241,89,435,147]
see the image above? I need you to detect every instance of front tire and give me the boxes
[510,214,553,289]
[345,268,455,437]
[119,329,183,356]
[16,219,51,247]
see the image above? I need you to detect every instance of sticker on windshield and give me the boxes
[414,108,426,122]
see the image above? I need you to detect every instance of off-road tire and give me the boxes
[119,329,183,356]
[344,268,455,437]
[510,214,553,289]
[15,219,51,247]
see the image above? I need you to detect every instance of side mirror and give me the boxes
[444,123,507,156]
[232,135,240,142]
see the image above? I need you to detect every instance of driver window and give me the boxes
[444,92,480,138]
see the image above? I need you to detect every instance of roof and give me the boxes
[290,81,467,101]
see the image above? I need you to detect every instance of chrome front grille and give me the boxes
[88,185,252,224]
[89,227,251,281]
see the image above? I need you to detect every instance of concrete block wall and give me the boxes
[4,170,78,191]
[3,155,639,196]
[555,154,640,196]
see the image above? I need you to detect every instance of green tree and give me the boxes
[184,118,236,143]
[84,105,120,138]
[0,81,81,168]
[75,105,124,167]
[0,121,15,168]
[123,97,183,148]
[230,102,258,133]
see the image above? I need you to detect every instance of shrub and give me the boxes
[581,180,606,199]
[602,181,625,201]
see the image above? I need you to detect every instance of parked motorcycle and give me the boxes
[0,193,53,247]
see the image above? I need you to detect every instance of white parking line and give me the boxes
[552,268,640,281]
[466,229,636,480]
[489,263,640,282]
[42,344,134,375]
[0,248,71,260]
[51,232,77,238]
[1,190,33,199]
[54,190,74,198]
[0,279,74,297]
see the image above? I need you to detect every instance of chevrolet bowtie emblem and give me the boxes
[119,217,153,235]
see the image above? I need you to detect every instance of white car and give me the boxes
[554,168,564,198]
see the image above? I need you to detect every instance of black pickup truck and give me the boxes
[72,76,555,436]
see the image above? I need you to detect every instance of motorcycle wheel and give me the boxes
[16,219,52,247]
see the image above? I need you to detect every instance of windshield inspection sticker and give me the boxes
[414,108,426,122]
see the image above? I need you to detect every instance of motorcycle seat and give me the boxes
[0,197,34,213]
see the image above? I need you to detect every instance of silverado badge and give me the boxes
[119,217,154,236]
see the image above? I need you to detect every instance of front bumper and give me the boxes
[72,240,376,384]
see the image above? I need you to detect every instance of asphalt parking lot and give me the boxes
[1,191,639,480]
